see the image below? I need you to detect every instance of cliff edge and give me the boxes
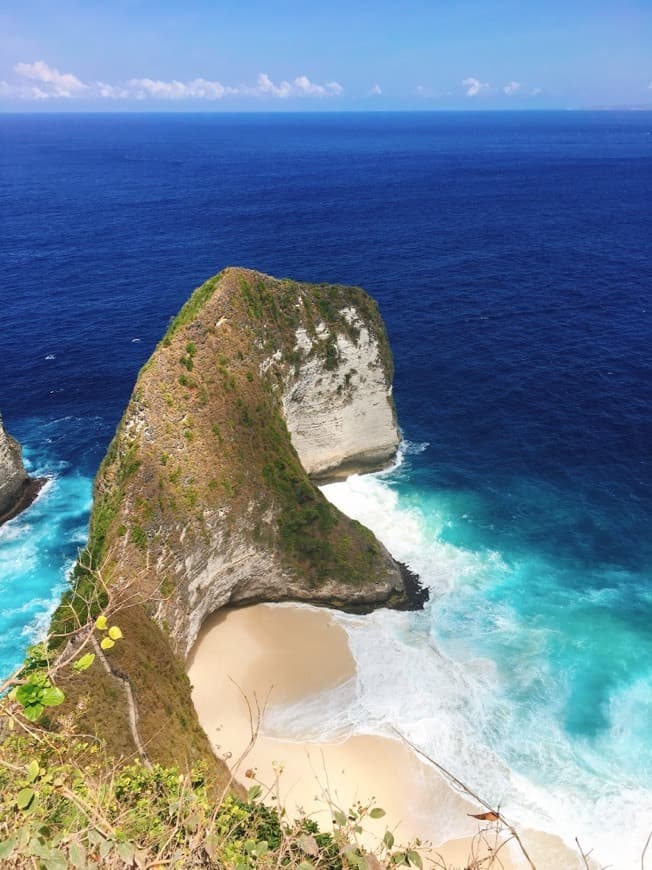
[54,268,424,770]
[0,414,44,525]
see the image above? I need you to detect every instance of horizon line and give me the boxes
[2,106,652,116]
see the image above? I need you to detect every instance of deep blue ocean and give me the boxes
[1,112,651,864]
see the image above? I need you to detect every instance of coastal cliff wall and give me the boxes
[55,268,420,768]
[0,414,34,524]
[282,308,399,479]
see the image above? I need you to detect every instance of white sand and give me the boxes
[187,603,579,869]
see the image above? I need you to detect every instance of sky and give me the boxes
[1,0,651,111]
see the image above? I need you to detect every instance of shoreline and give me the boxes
[187,603,582,868]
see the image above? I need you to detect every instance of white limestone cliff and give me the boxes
[281,308,400,479]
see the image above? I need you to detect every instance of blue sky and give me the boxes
[1,0,651,110]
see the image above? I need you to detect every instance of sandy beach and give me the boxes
[187,603,580,869]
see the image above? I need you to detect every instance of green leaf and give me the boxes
[100,636,115,650]
[86,830,102,847]
[99,837,113,859]
[333,810,347,827]
[23,702,44,721]
[16,787,35,810]
[117,842,135,862]
[244,838,257,855]
[369,807,386,819]
[73,653,96,672]
[41,686,65,707]
[24,643,49,670]
[68,842,86,868]
[247,784,261,802]
[95,615,108,631]
[45,853,69,870]
[0,837,17,859]
[297,863,315,870]
[407,850,423,869]
[27,760,40,782]
[108,625,123,641]
[30,841,67,870]
[15,683,40,705]
[17,823,31,849]
[383,830,395,850]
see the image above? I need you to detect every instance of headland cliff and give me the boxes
[54,267,425,774]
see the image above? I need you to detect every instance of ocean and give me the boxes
[1,111,651,866]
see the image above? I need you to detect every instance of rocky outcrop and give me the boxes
[0,414,43,525]
[81,268,420,653]
[54,268,425,769]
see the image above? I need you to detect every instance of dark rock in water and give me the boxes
[0,414,45,525]
[396,562,430,610]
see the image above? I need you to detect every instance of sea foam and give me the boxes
[266,456,652,868]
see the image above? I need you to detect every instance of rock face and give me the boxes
[56,268,424,768]
[282,308,399,479]
[0,414,39,524]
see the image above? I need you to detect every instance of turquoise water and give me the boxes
[320,447,652,866]
[0,418,93,676]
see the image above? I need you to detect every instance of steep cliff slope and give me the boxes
[0,414,43,524]
[54,268,422,769]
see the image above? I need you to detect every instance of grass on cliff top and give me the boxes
[1,718,429,869]
[165,271,225,340]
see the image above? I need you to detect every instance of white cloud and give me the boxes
[462,76,489,97]
[97,81,130,99]
[2,62,343,102]
[128,77,238,100]
[14,60,87,97]
[503,80,521,95]
[126,75,313,101]
[251,73,342,98]
[648,81,652,89]
[531,87,542,96]
[369,83,382,96]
